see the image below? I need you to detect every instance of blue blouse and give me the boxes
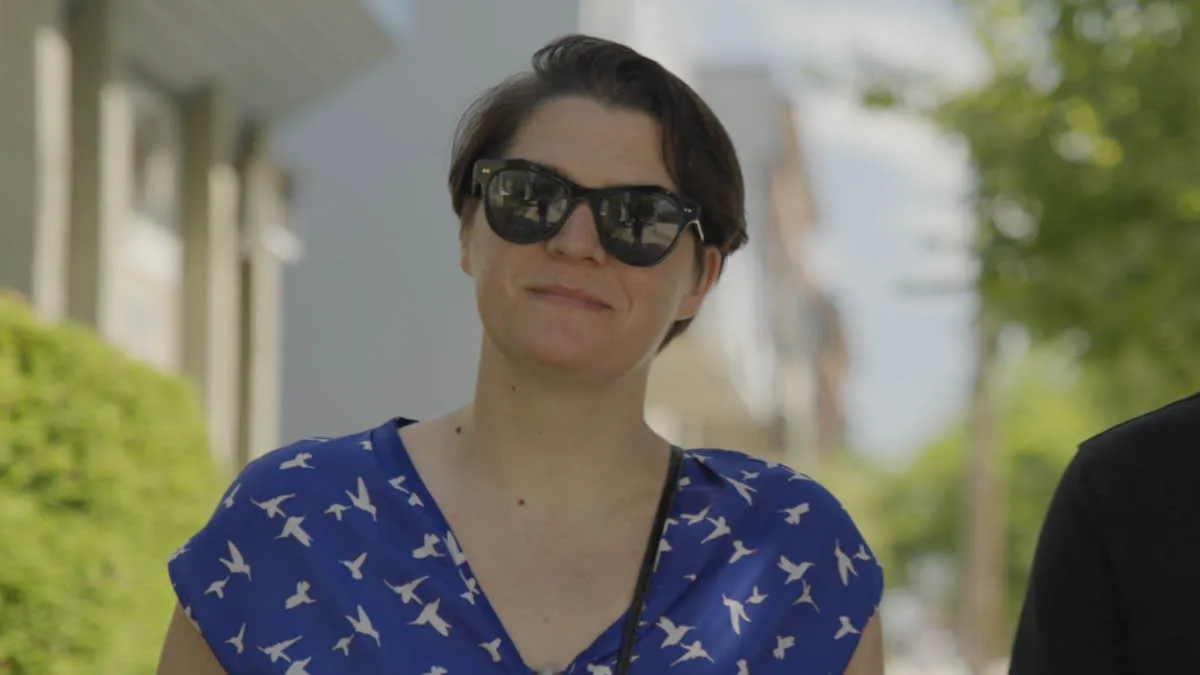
[169,418,884,674]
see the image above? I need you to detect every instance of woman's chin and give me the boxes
[515,336,607,372]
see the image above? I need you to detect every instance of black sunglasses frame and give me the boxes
[471,158,705,267]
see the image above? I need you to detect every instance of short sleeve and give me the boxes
[166,442,321,673]
[1010,449,1130,674]
[779,473,885,671]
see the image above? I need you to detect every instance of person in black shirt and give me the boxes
[1010,391,1200,674]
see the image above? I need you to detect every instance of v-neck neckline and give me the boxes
[372,417,680,674]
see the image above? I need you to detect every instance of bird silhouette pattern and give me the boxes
[169,418,883,674]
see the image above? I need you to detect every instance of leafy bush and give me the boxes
[0,294,223,674]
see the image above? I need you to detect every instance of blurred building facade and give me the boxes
[582,0,850,468]
[274,0,581,441]
[767,100,851,462]
[0,0,402,468]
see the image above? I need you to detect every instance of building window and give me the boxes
[114,77,184,371]
[130,79,181,231]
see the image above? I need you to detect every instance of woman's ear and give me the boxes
[459,203,478,277]
[459,224,473,277]
[675,246,722,322]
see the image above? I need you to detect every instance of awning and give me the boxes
[119,0,406,123]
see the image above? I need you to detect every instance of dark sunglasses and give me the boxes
[471,158,705,267]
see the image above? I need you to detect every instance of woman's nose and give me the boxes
[546,200,606,263]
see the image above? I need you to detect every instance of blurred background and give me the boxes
[2,0,1197,672]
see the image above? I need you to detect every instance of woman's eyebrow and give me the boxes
[522,158,675,192]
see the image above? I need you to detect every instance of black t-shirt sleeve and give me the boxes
[1010,448,1131,675]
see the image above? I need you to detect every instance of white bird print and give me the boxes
[586,664,613,675]
[786,470,812,482]
[701,516,731,543]
[285,581,316,609]
[444,532,467,566]
[413,533,443,559]
[780,502,810,525]
[683,573,698,582]
[747,586,768,605]
[655,536,672,571]
[223,483,241,509]
[793,579,820,612]
[385,575,427,604]
[723,476,757,505]
[678,476,692,488]
[360,439,373,451]
[741,470,760,481]
[341,552,368,580]
[422,668,448,675]
[459,570,481,605]
[778,555,814,584]
[854,543,873,561]
[388,475,410,492]
[184,605,200,633]
[730,540,756,563]
[681,504,710,525]
[168,544,188,562]
[253,493,295,519]
[773,635,795,660]
[671,641,714,666]
[409,492,424,507]
[479,637,502,662]
[736,659,750,675]
[345,604,381,646]
[277,516,313,547]
[661,517,680,536]
[656,616,694,647]
[346,477,377,521]
[279,452,314,470]
[410,598,452,637]
[225,623,245,654]
[204,576,230,600]
[219,541,252,580]
[723,594,750,635]
[835,616,861,640]
[285,656,312,675]
[325,503,349,521]
[259,635,302,663]
[332,635,352,656]
[835,540,858,586]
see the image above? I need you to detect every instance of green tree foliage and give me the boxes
[937,0,1200,416]
[820,349,1107,637]
[0,295,223,675]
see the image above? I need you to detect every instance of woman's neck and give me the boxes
[449,339,668,498]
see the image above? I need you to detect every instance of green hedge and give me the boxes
[0,294,223,675]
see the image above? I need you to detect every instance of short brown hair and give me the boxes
[448,34,748,347]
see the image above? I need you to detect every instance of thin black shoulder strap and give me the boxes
[615,445,685,674]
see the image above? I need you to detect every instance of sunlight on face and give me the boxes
[460,97,719,381]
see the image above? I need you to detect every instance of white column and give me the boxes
[67,0,131,334]
[236,128,289,466]
[0,0,71,320]
[182,85,241,467]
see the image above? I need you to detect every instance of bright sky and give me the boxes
[673,0,992,460]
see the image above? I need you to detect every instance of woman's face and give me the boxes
[460,96,722,381]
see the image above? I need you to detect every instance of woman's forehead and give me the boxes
[507,97,677,192]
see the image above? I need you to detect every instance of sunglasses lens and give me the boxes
[598,193,686,266]
[484,169,570,243]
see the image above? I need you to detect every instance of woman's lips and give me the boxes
[527,285,612,311]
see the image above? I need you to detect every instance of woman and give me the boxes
[157,35,884,675]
